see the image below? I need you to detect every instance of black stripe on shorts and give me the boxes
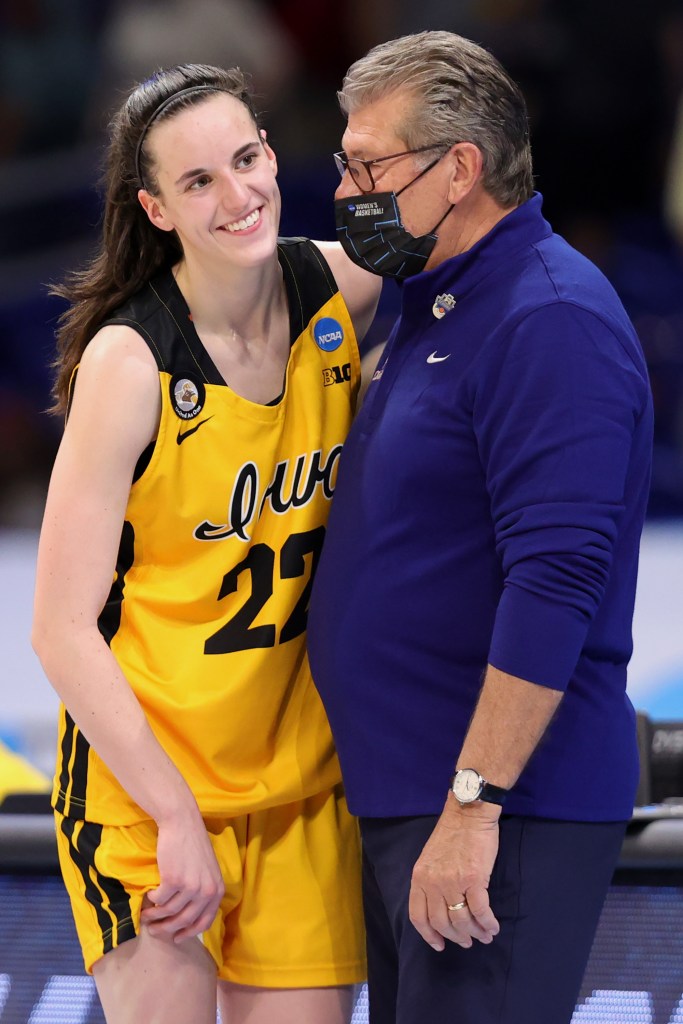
[54,712,76,815]
[67,728,90,818]
[55,715,91,820]
[61,817,136,957]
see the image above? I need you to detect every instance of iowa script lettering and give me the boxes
[194,446,343,543]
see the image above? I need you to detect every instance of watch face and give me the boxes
[453,769,483,803]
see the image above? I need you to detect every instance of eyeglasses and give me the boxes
[333,144,451,194]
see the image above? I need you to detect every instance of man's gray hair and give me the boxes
[338,31,535,208]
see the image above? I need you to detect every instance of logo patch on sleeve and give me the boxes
[314,317,344,352]
[170,375,206,420]
[322,363,351,386]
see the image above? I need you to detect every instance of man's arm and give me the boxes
[409,666,562,950]
[410,302,649,951]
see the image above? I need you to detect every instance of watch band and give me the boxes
[476,779,508,806]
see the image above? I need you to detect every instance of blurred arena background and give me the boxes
[4,1,683,1021]
[6,0,683,778]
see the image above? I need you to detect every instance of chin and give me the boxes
[233,236,279,269]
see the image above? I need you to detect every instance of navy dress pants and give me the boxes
[360,814,627,1024]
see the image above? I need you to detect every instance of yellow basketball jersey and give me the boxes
[53,239,360,824]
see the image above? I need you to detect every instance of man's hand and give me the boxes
[140,812,225,943]
[409,794,501,951]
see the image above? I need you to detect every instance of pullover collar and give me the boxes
[401,192,552,311]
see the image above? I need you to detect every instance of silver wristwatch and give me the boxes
[451,768,508,806]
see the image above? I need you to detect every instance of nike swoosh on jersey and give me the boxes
[427,352,451,363]
[176,416,214,444]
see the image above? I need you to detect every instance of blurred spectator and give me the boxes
[0,0,108,158]
[85,0,300,138]
[0,391,56,528]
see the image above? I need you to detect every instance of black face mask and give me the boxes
[334,158,453,280]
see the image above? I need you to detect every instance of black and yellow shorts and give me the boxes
[55,784,365,988]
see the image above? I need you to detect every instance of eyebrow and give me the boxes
[173,140,260,187]
[340,142,379,162]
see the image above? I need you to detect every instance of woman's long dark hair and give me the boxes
[50,63,258,415]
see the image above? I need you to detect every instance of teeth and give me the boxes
[225,209,260,232]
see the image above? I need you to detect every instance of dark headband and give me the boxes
[134,84,229,189]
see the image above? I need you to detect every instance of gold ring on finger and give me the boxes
[447,901,467,912]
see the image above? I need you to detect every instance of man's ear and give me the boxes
[137,189,175,232]
[446,143,484,204]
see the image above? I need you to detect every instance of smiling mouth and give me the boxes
[223,208,261,233]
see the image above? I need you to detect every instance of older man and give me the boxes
[308,30,653,1024]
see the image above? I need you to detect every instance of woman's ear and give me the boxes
[260,129,278,175]
[137,189,175,232]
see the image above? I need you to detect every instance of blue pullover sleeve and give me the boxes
[473,301,648,690]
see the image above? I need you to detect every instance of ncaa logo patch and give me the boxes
[170,374,206,420]
[314,317,344,352]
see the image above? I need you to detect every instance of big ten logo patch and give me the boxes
[322,363,351,387]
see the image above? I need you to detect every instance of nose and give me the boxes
[335,172,357,200]
[218,170,251,214]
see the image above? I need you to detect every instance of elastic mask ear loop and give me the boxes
[431,203,455,231]
[395,154,444,197]
[395,155,454,232]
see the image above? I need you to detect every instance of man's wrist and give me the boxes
[444,789,503,822]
